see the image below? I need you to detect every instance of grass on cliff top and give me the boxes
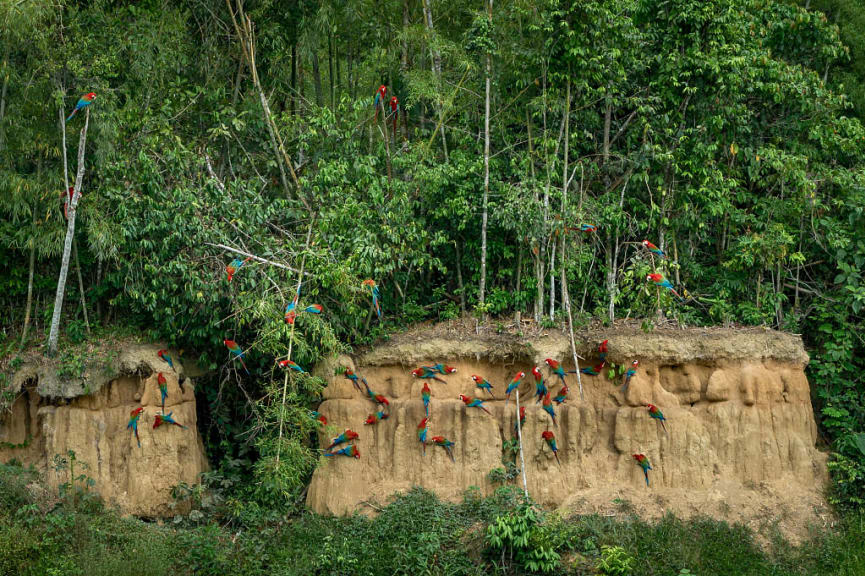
[1,461,863,576]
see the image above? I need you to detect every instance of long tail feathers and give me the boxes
[661,420,668,436]
[481,406,492,416]
[644,469,650,486]
[66,110,76,122]
[238,357,250,375]
[447,447,455,463]
[554,452,560,465]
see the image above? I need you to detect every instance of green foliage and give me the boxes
[597,545,634,575]
[486,501,561,573]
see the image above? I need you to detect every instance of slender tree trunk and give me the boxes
[20,235,35,349]
[401,0,410,139]
[549,244,555,320]
[421,0,448,160]
[48,110,90,356]
[72,239,90,333]
[479,0,492,312]
[514,246,522,325]
[96,257,103,323]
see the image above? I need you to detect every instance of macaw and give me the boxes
[633,453,652,486]
[62,186,75,219]
[327,429,359,450]
[426,363,457,375]
[506,371,526,401]
[66,92,96,122]
[541,391,557,427]
[326,444,360,458]
[581,223,597,233]
[622,360,639,393]
[362,279,382,319]
[544,358,568,387]
[285,301,323,325]
[642,240,666,259]
[362,379,389,407]
[157,349,175,372]
[412,367,446,383]
[373,84,387,119]
[471,375,495,398]
[365,410,389,425]
[646,404,668,435]
[227,257,251,282]
[646,273,682,299]
[127,406,143,448]
[514,406,526,434]
[598,340,609,364]
[390,96,399,137]
[417,417,428,455]
[153,412,188,430]
[541,430,560,464]
[344,368,363,393]
[311,411,328,427]
[224,339,250,374]
[578,362,605,376]
[157,372,168,413]
[553,384,568,405]
[422,381,431,417]
[431,436,455,462]
[531,366,547,404]
[278,359,305,373]
[459,394,492,415]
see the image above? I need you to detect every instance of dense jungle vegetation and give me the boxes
[1,0,864,573]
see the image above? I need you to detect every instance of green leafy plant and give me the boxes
[596,545,634,575]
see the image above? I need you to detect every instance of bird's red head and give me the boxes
[541,430,555,440]
[418,418,428,429]
[532,366,542,379]
[647,273,662,282]
[157,373,166,385]
[411,368,423,377]
[131,406,144,416]
[471,375,480,383]
[517,371,525,379]
[431,436,444,444]
[344,368,354,377]
[632,453,645,462]
[646,404,657,412]
[390,96,398,109]
[458,394,470,403]
[377,395,390,406]
[422,381,430,392]
[223,339,234,348]
[85,92,96,100]
[642,240,650,247]
[157,349,166,357]
[346,429,359,440]
[544,358,555,367]
[378,85,386,96]
[318,414,328,426]
[632,360,640,367]
[364,414,377,425]
[599,340,609,353]
[444,365,457,374]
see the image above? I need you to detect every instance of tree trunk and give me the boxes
[421,0,448,160]
[20,236,35,349]
[401,0,410,139]
[549,243,555,320]
[48,110,90,356]
[73,239,90,334]
[514,246,522,325]
[479,0,492,311]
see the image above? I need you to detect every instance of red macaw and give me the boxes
[431,436,455,462]
[62,186,76,219]
[598,339,609,364]
[373,85,387,119]
[311,411,327,427]
[422,381,431,417]
[544,359,568,386]
[362,279,382,320]
[365,410,389,425]
[326,445,360,458]
[622,360,639,393]
[153,412,188,430]
[226,257,251,282]
[553,384,568,405]
[390,96,399,137]
[412,367,446,383]
[541,391,557,426]
[363,379,389,407]
[66,92,95,122]
[633,453,652,486]
[514,406,526,433]
[157,349,175,372]
[506,371,525,401]
[532,366,548,404]
[417,417,429,455]
[127,406,144,448]
[459,394,492,415]
[343,368,363,393]
[646,273,682,299]
[471,375,495,398]
[642,240,666,259]
[541,430,560,464]
[278,359,305,373]
[285,295,323,324]
[327,429,359,450]
[647,404,668,435]
[426,363,457,375]
[157,373,168,413]
[224,339,250,375]
[578,362,605,376]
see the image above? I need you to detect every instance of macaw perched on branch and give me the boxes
[62,186,75,220]
[157,373,168,413]
[127,406,143,448]
[646,273,682,299]
[417,417,429,455]
[633,453,652,486]
[431,436,455,462]
[226,257,251,282]
[326,445,360,458]
[373,85,387,119]
[514,406,526,434]
[541,430,560,464]
[506,371,525,401]
[531,367,548,404]
[284,294,323,324]
[66,92,95,122]
[327,429,359,450]
[363,379,389,407]
[622,360,639,393]
[459,394,492,415]
[553,384,569,405]
[157,349,175,372]
[544,359,568,387]
[412,367,446,383]
[365,410,389,425]
[598,340,609,364]
[646,404,668,436]
[426,363,457,375]
[422,381,431,417]
[642,240,666,259]
[471,375,495,398]
[153,412,188,430]
[390,96,399,137]
[581,223,597,233]
[278,359,306,373]
[344,368,363,393]
[541,392,557,427]
[362,279,382,320]
[224,339,250,374]
[311,411,328,427]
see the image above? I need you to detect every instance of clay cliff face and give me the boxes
[0,345,207,516]
[307,327,828,539]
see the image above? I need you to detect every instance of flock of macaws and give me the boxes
[126,349,189,448]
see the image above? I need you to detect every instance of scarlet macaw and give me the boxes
[642,240,666,259]
[544,359,568,387]
[531,366,547,404]
[541,391,557,426]
[506,371,525,401]
[362,279,382,319]
[633,453,652,486]
[471,375,495,398]
[431,436,455,462]
[422,381,431,417]
[622,360,639,393]
[553,384,568,405]
[647,404,668,435]
[224,339,250,375]
[127,406,144,448]
[326,445,360,458]
[373,85,387,119]
[417,417,428,455]
[390,96,399,137]
[646,273,682,299]
[153,412,188,430]
[278,359,305,373]
[157,372,168,413]
[459,394,492,415]
[66,92,96,122]
[157,349,175,372]
[412,367,446,383]
[365,410,389,425]
[344,368,363,393]
[327,429,359,450]
[541,430,560,464]
[227,257,251,282]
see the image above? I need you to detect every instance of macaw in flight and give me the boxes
[531,366,548,403]
[417,417,429,455]
[365,410,389,425]
[373,85,387,119]
[541,391,557,426]
[553,384,568,405]
[127,406,144,448]
[157,373,168,413]
[153,412,188,430]
[279,359,306,373]
[622,360,639,393]
[647,404,668,436]
[459,394,492,415]
[327,429,359,450]
[422,381,431,417]
[646,273,682,300]
[506,371,525,401]
[66,92,96,122]
[426,363,457,375]
[157,349,175,372]
[390,96,399,137]
[541,430,560,464]
[326,445,360,458]
[224,339,250,375]
[544,359,568,387]
[344,368,363,393]
[412,367,446,383]
[431,436,455,462]
[226,257,251,282]
[362,279,382,320]
[633,453,652,486]
[642,240,666,259]
[471,375,495,398]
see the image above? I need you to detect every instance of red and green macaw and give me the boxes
[422,381,431,417]
[633,453,652,486]
[578,362,605,376]
[514,406,526,433]
[531,366,548,403]
[127,406,144,448]
[327,429,359,450]
[157,349,175,372]
[426,363,457,375]
[412,367,446,383]
[544,358,568,386]
[66,92,96,122]
[541,430,560,464]
[311,410,327,427]
[373,85,387,119]
[642,240,666,259]
[157,372,168,413]
[326,445,360,458]
[471,375,495,398]
[365,410,389,425]
[279,359,306,373]
[506,371,525,401]
[390,96,399,137]
[153,412,188,430]
[553,384,568,405]
[599,340,609,364]
[224,339,250,374]
[431,436,455,462]
[362,279,382,319]
[646,273,682,299]
[459,394,492,415]
[226,257,251,282]
[284,285,323,324]
[363,379,389,407]
[344,368,363,393]
[541,391,557,426]
[646,404,668,435]
[622,360,639,393]
[417,417,428,454]
[581,223,597,233]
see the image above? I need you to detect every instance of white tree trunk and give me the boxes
[479,1,492,309]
